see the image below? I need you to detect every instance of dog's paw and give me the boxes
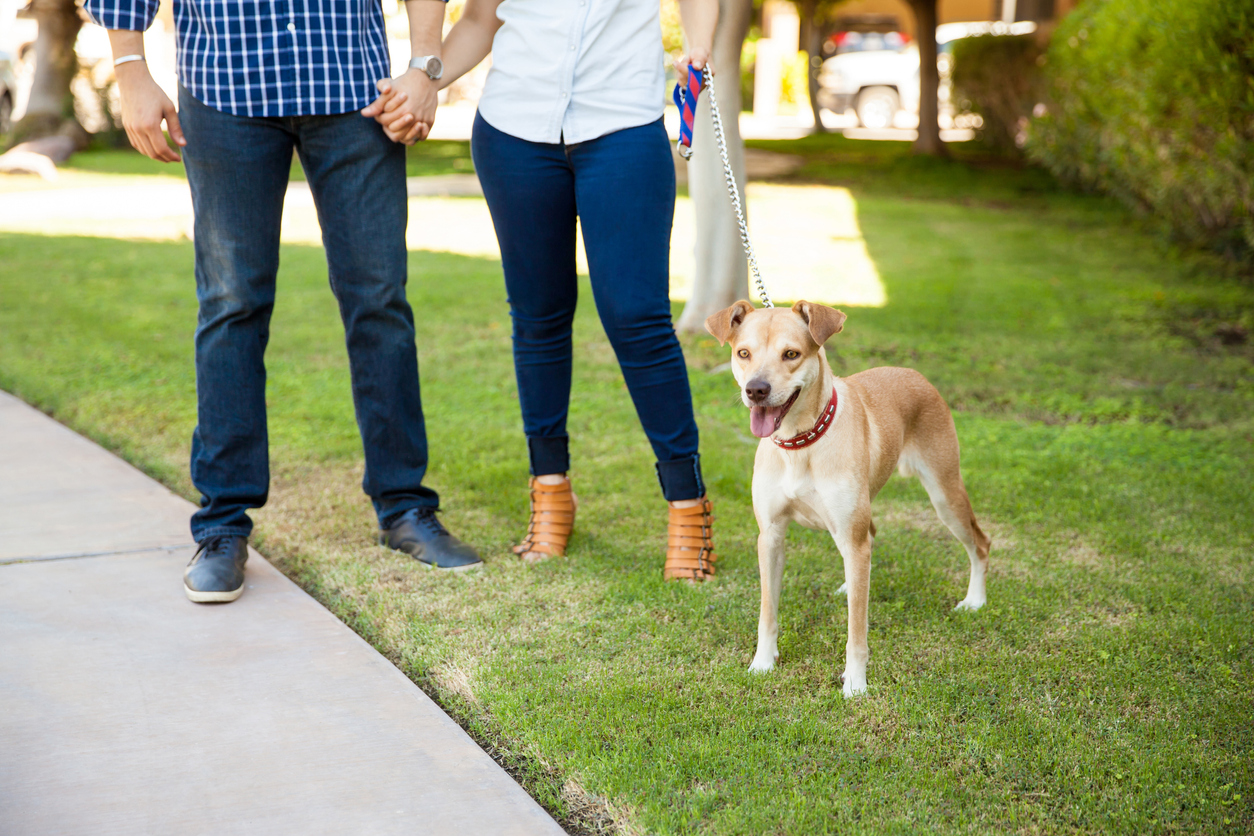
[835,581,848,596]
[748,654,777,674]
[953,596,986,612]
[840,670,867,697]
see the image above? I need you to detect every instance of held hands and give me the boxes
[115,62,185,162]
[360,68,439,145]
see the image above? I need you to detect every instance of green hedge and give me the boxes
[1028,0,1254,260]
[951,33,1043,153]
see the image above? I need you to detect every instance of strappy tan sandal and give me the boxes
[513,477,576,563]
[664,497,717,581]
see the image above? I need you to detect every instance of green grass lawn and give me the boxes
[2,136,1252,834]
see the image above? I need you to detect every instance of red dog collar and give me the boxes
[774,386,838,450]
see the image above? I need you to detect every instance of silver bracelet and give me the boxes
[113,54,146,67]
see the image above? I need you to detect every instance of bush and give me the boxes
[951,33,1043,153]
[1028,0,1254,261]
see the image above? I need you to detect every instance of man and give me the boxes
[84,0,482,603]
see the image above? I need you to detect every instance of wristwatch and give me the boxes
[409,55,444,81]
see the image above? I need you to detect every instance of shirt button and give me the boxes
[569,44,576,51]
[287,22,295,31]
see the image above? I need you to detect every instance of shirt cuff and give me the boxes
[82,0,158,32]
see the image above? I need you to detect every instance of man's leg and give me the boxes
[179,87,293,543]
[293,110,436,521]
[295,111,479,570]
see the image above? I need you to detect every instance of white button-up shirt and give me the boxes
[477,0,666,145]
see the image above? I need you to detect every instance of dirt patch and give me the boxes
[1059,539,1110,570]
[430,659,480,707]
[560,778,642,836]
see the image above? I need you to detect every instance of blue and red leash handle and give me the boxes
[672,63,706,160]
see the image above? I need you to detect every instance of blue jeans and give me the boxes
[470,113,704,501]
[179,87,438,542]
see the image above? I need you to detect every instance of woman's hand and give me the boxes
[676,0,718,78]
[673,48,713,79]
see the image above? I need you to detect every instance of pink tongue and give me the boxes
[750,406,783,438]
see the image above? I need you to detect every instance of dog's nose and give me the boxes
[745,379,771,402]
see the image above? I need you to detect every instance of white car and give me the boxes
[818,21,1036,129]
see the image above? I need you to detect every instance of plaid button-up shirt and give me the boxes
[84,0,437,117]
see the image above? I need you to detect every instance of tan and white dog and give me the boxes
[706,300,990,696]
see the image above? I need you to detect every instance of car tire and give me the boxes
[0,94,12,137]
[855,86,900,130]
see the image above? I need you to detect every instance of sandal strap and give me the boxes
[664,497,716,581]
[517,477,575,557]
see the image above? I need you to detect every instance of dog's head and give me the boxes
[706,300,846,438]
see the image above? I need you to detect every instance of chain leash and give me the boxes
[675,65,774,309]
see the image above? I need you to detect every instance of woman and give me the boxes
[380,0,719,581]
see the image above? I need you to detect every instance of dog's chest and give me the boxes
[776,457,833,530]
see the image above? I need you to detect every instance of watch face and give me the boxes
[426,56,443,79]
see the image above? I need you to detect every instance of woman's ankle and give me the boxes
[535,473,568,486]
[668,496,704,509]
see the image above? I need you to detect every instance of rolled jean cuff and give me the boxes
[192,525,253,544]
[655,454,705,502]
[528,435,570,476]
[378,499,440,531]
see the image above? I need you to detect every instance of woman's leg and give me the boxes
[567,119,705,504]
[470,112,579,479]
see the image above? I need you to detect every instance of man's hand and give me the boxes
[115,61,185,162]
[361,68,438,146]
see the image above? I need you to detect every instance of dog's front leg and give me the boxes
[835,520,872,697]
[749,520,788,673]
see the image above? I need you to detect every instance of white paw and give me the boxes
[954,596,985,611]
[841,670,867,697]
[748,653,778,674]
[835,581,848,596]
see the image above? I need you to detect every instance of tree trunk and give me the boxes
[12,0,87,147]
[799,0,827,134]
[908,0,947,157]
[675,0,754,334]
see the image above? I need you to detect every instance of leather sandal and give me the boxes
[664,497,717,581]
[513,477,576,562]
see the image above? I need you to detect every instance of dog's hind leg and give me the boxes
[749,520,788,673]
[909,444,991,611]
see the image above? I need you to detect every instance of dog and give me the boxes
[706,300,990,696]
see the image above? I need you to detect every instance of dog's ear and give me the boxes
[792,300,847,346]
[705,300,756,346]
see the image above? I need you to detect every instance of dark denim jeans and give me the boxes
[179,87,438,542]
[470,113,704,501]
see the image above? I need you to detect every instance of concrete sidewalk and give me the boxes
[0,391,565,836]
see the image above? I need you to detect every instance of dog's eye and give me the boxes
[783,349,800,360]
[737,349,750,359]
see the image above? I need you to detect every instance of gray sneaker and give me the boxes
[379,508,483,571]
[184,535,248,603]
